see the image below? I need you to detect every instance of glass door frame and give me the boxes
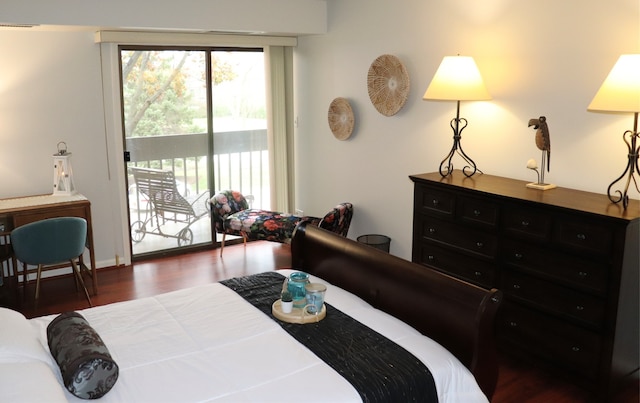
[118,45,269,260]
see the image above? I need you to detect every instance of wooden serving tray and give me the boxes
[272,299,326,324]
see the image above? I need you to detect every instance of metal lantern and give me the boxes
[52,142,77,196]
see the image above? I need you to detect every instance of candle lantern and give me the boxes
[52,142,77,196]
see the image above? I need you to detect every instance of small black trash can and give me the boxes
[357,234,391,253]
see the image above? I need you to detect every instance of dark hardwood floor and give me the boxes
[2,241,638,403]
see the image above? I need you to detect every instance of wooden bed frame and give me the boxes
[290,222,503,400]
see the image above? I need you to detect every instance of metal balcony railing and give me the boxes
[125,130,269,252]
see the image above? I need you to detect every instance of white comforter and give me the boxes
[1,270,488,402]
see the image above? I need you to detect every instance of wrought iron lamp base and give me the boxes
[607,112,639,209]
[439,101,481,178]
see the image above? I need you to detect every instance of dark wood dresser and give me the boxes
[410,170,639,399]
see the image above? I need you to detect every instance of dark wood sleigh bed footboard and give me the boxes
[290,223,503,400]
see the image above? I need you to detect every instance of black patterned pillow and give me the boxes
[47,311,119,399]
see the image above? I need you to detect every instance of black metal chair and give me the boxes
[129,167,210,246]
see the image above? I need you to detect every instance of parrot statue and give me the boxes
[528,116,551,173]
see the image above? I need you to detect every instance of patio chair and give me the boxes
[129,167,210,246]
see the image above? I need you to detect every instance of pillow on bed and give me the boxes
[0,361,68,402]
[47,311,119,399]
[0,307,52,364]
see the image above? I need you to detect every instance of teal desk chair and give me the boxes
[11,217,92,306]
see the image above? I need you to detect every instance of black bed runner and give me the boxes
[221,271,438,403]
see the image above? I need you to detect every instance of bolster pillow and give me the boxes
[47,311,119,399]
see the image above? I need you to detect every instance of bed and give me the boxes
[0,223,502,402]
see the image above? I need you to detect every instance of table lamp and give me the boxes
[588,54,640,209]
[423,55,491,177]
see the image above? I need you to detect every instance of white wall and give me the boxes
[0,0,327,35]
[294,0,640,258]
[0,1,327,268]
[0,30,122,267]
[0,0,638,267]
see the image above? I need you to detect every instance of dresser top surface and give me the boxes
[410,171,640,221]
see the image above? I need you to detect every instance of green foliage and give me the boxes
[121,50,238,138]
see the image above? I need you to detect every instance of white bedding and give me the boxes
[1,270,488,402]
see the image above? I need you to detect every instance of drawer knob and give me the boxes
[428,228,436,234]
[427,255,435,262]
[476,241,484,248]
[577,233,587,241]
[572,346,581,352]
[473,209,481,216]
[432,199,439,207]
[514,252,523,260]
[521,220,530,227]
[512,284,521,290]
[474,271,482,277]
[509,321,518,327]
[576,305,585,311]
[577,271,588,278]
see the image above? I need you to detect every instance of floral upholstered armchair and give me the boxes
[304,202,353,237]
[317,202,353,237]
[209,191,354,255]
[209,190,313,255]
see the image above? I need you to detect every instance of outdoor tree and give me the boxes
[121,50,236,137]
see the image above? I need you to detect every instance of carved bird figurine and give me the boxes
[528,116,551,173]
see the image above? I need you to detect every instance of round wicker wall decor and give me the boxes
[327,97,355,140]
[367,54,410,116]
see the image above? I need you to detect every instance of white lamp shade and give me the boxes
[423,56,491,101]
[588,54,640,113]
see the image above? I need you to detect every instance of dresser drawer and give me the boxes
[503,207,551,241]
[499,302,601,379]
[553,219,614,256]
[502,271,605,328]
[411,171,640,396]
[415,185,455,217]
[502,239,608,295]
[457,197,499,228]
[415,241,496,288]
[418,215,498,259]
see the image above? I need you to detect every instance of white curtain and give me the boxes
[265,45,295,213]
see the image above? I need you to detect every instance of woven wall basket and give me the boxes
[328,97,355,140]
[367,54,410,116]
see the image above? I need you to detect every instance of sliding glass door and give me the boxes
[120,47,269,258]
[211,50,270,210]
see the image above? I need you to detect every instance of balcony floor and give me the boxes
[130,212,215,255]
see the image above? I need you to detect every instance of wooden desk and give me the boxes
[0,194,98,295]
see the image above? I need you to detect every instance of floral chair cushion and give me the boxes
[209,190,250,235]
[226,210,308,243]
[210,191,353,244]
[210,190,315,244]
[318,202,353,237]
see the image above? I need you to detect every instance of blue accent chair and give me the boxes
[11,217,92,306]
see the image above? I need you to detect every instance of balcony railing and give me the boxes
[126,129,269,201]
[125,130,269,252]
